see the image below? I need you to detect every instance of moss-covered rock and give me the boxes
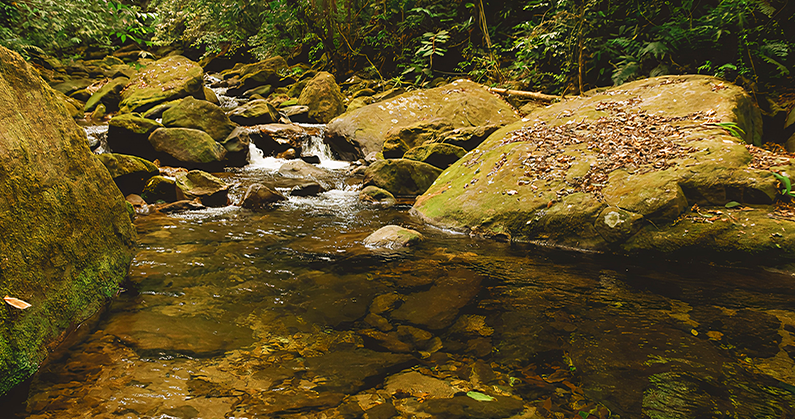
[141,175,178,203]
[84,76,129,112]
[412,75,795,263]
[363,159,442,197]
[0,46,135,396]
[161,97,237,142]
[298,71,345,123]
[326,80,520,160]
[227,99,280,126]
[175,170,230,207]
[225,56,288,96]
[119,55,204,113]
[363,225,424,249]
[97,153,159,195]
[148,128,227,170]
[403,143,467,169]
[359,185,397,206]
[107,113,163,158]
[382,119,453,159]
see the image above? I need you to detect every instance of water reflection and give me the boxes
[4,167,795,418]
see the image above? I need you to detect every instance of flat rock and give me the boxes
[385,371,458,399]
[304,349,415,394]
[364,225,424,249]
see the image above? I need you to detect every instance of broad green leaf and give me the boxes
[466,391,496,402]
[724,201,741,208]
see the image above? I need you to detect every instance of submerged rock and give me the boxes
[364,225,424,249]
[411,75,795,263]
[390,271,483,330]
[326,80,519,160]
[0,46,135,395]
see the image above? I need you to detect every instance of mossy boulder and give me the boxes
[175,170,230,207]
[298,71,345,123]
[97,153,159,195]
[107,113,163,158]
[412,75,795,263]
[363,159,443,197]
[326,80,519,160]
[84,76,129,112]
[225,56,288,96]
[141,175,178,203]
[403,143,467,169]
[363,225,424,249]
[148,128,227,170]
[227,99,280,126]
[382,119,453,159]
[161,97,237,142]
[0,46,135,396]
[119,55,204,113]
[359,185,397,206]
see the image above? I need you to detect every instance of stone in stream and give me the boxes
[218,128,251,167]
[281,104,312,123]
[84,76,129,113]
[226,99,280,126]
[362,159,442,197]
[359,185,397,206]
[148,127,227,170]
[119,55,205,113]
[326,80,519,161]
[175,170,230,207]
[403,142,468,169]
[141,175,179,203]
[240,183,286,209]
[416,394,525,419]
[107,113,163,159]
[303,348,416,394]
[363,225,424,249]
[161,96,237,142]
[410,75,795,263]
[97,153,160,196]
[0,45,136,395]
[389,270,483,330]
[298,71,345,123]
[290,181,326,197]
[228,124,307,157]
[384,371,459,399]
[279,159,332,181]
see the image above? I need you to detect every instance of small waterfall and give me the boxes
[205,75,244,110]
[245,142,285,171]
[298,124,349,170]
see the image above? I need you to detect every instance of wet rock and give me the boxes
[219,128,251,167]
[382,119,453,159]
[281,105,312,123]
[385,371,458,399]
[162,96,237,142]
[301,155,321,164]
[417,394,525,419]
[175,170,230,207]
[390,271,483,330]
[148,128,227,170]
[403,143,467,169]
[290,181,326,197]
[120,55,204,113]
[364,402,399,419]
[326,80,519,160]
[370,293,403,314]
[84,76,129,112]
[396,325,434,349]
[225,56,288,96]
[364,225,424,249]
[125,194,147,207]
[298,71,345,123]
[0,46,135,395]
[107,114,163,158]
[227,99,280,126]
[304,348,415,394]
[153,199,205,213]
[363,159,442,196]
[239,124,307,157]
[359,329,413,352]
[141,175,179,203]
[97,153,159,195]
[279,159,332,182]
[243,84,273,98]
[364,313,393,331]
[240,183,286,209]
[434,125,503,151]
[450,315,494,337]
[359,185,397,206]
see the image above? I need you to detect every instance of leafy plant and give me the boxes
[712,122,747,141]
[772,172,795,198]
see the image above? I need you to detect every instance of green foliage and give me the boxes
[713,122,747,141]
[772,172,795,198]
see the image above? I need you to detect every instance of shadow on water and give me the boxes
[3,155,795,418]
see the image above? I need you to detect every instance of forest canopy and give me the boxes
[1,0,793,94]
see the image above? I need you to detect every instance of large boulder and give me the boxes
[161,97,237,142]
[97,153,159,195]
[148,128,227,170]
[363,159,442,197]
[119,55,204,113]
[298,71,345,123]
[326,80,520,160]
[107,113,163,158]
[227,99,280,126]
[411,75,795,263]
[0,46,135,395]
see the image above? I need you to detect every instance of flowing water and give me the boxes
[4,142,795,418]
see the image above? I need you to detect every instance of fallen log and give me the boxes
[487,87,561,103]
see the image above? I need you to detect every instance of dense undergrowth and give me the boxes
[1,0,793,95]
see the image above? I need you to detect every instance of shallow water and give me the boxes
[4,158,795,419]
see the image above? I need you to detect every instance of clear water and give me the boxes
[3,154,795,419]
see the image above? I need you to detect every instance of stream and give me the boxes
[3,94,795,418]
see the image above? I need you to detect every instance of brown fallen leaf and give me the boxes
[4,295,31,310]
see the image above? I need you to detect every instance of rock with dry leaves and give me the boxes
[413,75,795,263]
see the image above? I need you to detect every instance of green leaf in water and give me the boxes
[724,201,741,208]
[466,391,496,402]
[579,412,591,419]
